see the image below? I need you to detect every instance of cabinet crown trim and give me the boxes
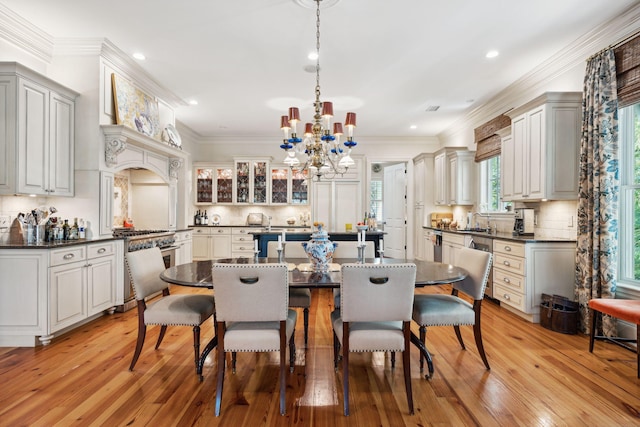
[506,92,582,119]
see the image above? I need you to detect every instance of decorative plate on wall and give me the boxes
[162,124,182,148]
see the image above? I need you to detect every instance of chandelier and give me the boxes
[279,0,357,181]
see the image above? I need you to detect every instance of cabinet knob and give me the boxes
[503,294,511,300]
[63,253,74,260]
[505,246,511,251]
[217,229,225,233]
[503,260,511,267]
[97,248,106,254]
[503,277,511,283]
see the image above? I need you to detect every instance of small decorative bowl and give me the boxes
[356,225,368,231]
[287,220,295,225]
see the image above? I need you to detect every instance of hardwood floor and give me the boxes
[1,285,639,426]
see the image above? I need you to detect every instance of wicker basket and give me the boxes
[540,293,578,334]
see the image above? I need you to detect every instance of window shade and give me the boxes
[615,35,640,108]
[473,114,510,162]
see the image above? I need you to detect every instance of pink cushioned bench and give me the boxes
[588,298,640,378]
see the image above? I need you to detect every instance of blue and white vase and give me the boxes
[302,224,336,271]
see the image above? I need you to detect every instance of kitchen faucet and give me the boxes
[472,212,492,233]
[267,215,272,232]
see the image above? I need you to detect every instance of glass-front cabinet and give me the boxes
[291,169,309,204]
[234,159,269,204]
[195,164,233,204]
[271,167,289,204]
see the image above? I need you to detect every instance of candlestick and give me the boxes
[277,235,282,250]
[254,239,258,252]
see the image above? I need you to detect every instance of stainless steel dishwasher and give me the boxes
[467,234,495,299]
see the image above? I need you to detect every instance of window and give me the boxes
[369,179,383,220]
[618,104,640,286]
[479,156,508,212]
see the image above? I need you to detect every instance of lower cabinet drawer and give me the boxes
[50,246,86,267]
[494,283,525,311]
[493,268,525,293]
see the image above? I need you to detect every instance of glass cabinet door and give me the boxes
[236,161,250,203]
[196,167,213,204]
[291,169,309,204]
[271,167,289,204]
[253,161,268,204]
[216,167,233,203]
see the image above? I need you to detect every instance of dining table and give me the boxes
[160,257,468,379]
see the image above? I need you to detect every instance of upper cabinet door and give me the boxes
[270,166,289,204]
[291,169,309,205]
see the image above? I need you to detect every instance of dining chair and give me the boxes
[332,241,375,309]
[211,263,296,416]
[331,263,417,416]
[412,247,492,378]
[268,241,312,346]
[125,247,215,375]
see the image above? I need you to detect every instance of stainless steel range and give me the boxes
[113,228,177,312]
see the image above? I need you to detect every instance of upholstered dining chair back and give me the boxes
[340,263,416,323]
[211,263,289,322]
[333,241,375,258]
[126,246,167,300]
[452,247,492,300]
[267,241,308,258]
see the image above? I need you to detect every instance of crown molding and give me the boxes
[439,2,640,143]
[0,3,53,63]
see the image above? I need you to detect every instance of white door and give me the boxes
[383,163,407,259]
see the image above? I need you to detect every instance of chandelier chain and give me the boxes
[315,0,321,102]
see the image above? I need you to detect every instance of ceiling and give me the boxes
[2,0,638,140]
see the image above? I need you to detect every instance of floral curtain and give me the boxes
[576,48,619,335]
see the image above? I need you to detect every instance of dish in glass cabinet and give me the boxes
[162,124,182,148]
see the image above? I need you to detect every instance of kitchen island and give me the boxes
[251,230,385,257]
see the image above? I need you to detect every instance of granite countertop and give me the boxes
[188,225,310,229]
[423,226,576,243]
[250,229,385,235]
[0,236,123,250]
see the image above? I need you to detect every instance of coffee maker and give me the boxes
[513,208,535,236]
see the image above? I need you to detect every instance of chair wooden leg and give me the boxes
[453,325,465,350]
[391,351,396,368]
[403,322,414,415]
[289,328,296,373]
[303,307,309,347]
[192,325,201,374]
[130,303,147,371]
[333,331,339,371]
[279,320,287,415]
[636,325,640,378]
[342,322,350,416]
[155,325,167,350]
[589,308,598,353]
[419,325,426,372]
[215,322,226,417]
[232,352,237,374]
[474,303,490,370]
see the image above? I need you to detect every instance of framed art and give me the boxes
[111,73,161,140]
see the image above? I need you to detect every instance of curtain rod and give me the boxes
[587,29,640,61]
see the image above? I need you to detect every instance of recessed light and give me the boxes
[485,50,499,59]
[410,125,417,130]
[189,100,198,106]
[132,52,146,60]
[308,52,318,60]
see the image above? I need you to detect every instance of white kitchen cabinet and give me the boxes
[311,156,363,232]
[434,148,475,206]
[194,163,233,205]
[231,227,257,258]
[270,165,310,205]
[434,151,447,205]
[191,227,232,260]
[493,239,575,323]
[413,154,434,258]
[441,232,465,265]
[497,127,513,200]
[504,92,581,201]
[235,158,270,205]
[447,150,475,205]
[0,63,77,197]
[0,239,122,347]
[174,230,193,265]
[423,229,436,262]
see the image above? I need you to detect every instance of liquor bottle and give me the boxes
[203,210,209,225]
[70,218,79,240]
[78,218,86,239]
[62,219,70,240]
[194,210,201,225]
